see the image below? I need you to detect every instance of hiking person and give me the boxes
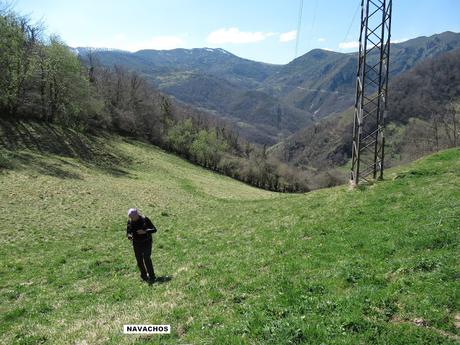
[126,208,157,283]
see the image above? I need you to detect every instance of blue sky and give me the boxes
[12,0,460,64]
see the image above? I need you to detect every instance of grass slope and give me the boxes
[0,129,459,344]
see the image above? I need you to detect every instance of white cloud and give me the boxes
[69,34,186,51]
[339,41,360,49]
[207,27,275,45]
[279,30,297,42]
[317,37,326,42]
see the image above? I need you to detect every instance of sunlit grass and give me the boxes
[0,134,459,344]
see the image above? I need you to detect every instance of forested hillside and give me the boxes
[270,47,460,181]
[79,32,460,144]
[264,31,460,119]
[3,5,459,190]
[0,7,311,192]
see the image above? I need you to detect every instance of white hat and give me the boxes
[127,208,139,217]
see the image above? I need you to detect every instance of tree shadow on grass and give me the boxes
[0,119,133,178]
[1,150,83,179]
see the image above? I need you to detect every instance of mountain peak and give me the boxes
[288,48,346,66]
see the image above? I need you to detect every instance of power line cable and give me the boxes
[307,0,319,52]
[294,0,304,59]
[341,1,361,50]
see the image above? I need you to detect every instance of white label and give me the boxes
[123,325,171,334]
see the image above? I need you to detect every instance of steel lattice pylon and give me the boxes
[350,0,392,186]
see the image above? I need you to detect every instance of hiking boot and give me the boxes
[147,276,156,284]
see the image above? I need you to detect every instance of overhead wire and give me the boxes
[294,0,360,58]
[294,0,304,59]
[341,1,361,51]
[307,0,319,51]
[292,1,360,112]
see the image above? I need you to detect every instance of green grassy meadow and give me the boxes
[0,125,459,344]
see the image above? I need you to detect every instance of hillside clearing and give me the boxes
[0,131,459,344]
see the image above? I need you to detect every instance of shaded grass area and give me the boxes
[0,120,132,177]
[0,130,459,344]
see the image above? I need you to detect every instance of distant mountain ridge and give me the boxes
[263,31,460,119]
[77,47,280,89]
[76,31,460,144]
[269,46,460,178]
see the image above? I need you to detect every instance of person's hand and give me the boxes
[136,229,147,234]
[127,234,133,240]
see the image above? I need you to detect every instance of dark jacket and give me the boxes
[126,216,157,243]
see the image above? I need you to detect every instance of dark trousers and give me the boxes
[133,239,155,279]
